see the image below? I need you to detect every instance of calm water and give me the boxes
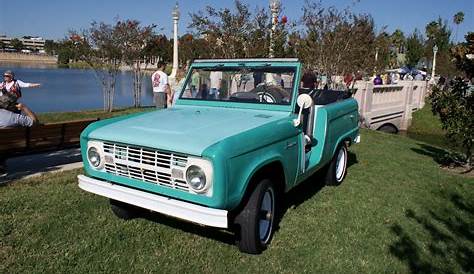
[0,65,155,113]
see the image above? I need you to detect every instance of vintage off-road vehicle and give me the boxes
[78,58,360,254]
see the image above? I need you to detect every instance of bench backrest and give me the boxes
[0,118,98,155]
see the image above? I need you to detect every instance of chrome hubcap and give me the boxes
[336,147,347,182]
[259,188,275,244]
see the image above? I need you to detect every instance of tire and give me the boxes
[324,143,348,186]
[378,124,398,134]
[234,179,277,254]
[109,199,138,220]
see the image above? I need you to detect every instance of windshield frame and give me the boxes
[175,60,301,112]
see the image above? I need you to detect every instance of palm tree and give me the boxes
[453,11,465,42]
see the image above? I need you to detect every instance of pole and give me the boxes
[170,3,180,78]
[269,0,280,58]
[430,45,438,83]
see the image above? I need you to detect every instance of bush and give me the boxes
[429,79,473,168]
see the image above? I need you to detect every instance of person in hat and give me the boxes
[0,70,41,100]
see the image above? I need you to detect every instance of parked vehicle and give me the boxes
[78,58,360,254]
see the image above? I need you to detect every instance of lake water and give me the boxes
[0,65,155,113]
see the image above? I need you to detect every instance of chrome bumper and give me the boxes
[77,175,228,228]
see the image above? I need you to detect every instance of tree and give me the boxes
[71,21,123,112]
[451,32,474,79]
[429,32,474,170]
[44,40,57,55]
[390,29,406,54]
[10,38,23,51]
[298,0,377,79]
[178,33,211,65]
[429,79,473,170]
[189,0,271,58]
[143,34,172,65]
[0,41,5,51]
[453,11,464,42]
[375,31,392,71]
[405,29,424,68]
[115,19,156,107]
[425,18,457,77]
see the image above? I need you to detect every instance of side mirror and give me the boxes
[294,93,313,127]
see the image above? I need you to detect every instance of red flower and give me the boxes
[70,34,81,42]
[281,16,288,24]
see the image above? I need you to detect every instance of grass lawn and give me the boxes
[407,104,458,152]
[1,129,473,273]
[37,107,154,124]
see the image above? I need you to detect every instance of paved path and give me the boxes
[1,148,83,183]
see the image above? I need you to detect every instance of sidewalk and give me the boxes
[0,148,83,183]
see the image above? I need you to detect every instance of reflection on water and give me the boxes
[0,65,154,113]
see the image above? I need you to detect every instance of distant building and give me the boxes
[0,35,46,52]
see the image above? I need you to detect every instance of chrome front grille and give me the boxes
[102,142,189,191]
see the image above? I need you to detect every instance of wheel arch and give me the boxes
[376,123,399,134]
[230,159,286,216]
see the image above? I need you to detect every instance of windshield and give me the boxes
[179,66,296,105]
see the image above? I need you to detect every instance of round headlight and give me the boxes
[186,165,207,192]
[87,147,101,168]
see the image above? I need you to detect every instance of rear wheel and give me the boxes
[109,199,139,220]
[234,179,277,254]
[324,143,348,186]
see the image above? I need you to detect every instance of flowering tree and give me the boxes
[189,0,272,58]
[298,0,378,78]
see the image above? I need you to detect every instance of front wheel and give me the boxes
[324,143,348,186]
[234,179,277,254]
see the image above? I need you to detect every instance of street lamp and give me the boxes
[430,44,438,83]
[170,2,180,78]
[269,0,281,58]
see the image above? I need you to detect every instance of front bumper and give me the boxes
[78,175,228,228]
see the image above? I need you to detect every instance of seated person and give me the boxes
[0,96,38,176]
[0,95,38,128]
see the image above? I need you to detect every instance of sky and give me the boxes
[0,0,473,42]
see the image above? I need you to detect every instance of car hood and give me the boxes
[88,105,289,156]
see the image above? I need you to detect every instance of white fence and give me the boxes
[353,80,428,131]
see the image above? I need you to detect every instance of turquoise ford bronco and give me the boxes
[78,58,359,254]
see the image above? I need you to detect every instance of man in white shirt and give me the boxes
[151,63,170,109]
[209,71,223,99]
[0,70,41,99]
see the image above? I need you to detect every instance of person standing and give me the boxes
[0,70,41,99]
[151,63,170,109]
[209,71,223,99]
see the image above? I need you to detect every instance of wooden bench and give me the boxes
[0,118,98,159]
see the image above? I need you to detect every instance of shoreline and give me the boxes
[0,52,57,66]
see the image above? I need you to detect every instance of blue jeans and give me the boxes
[209,88,219,99]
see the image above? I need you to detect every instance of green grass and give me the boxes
[37,107,154,124]
[407,104,458,151]
[1,129,473,273]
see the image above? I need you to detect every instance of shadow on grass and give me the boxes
[389,192,474,273]
[0,148,82,186]
[135,151,358,247]
[411,143,453,167]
